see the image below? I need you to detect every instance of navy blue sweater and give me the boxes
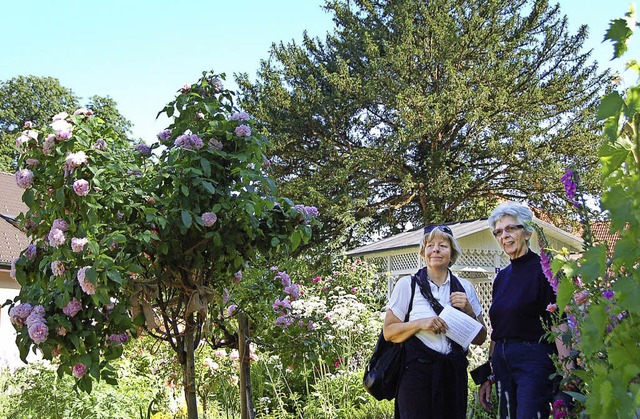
[489,250,556,342]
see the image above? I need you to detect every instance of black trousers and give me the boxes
[395,337,468,419]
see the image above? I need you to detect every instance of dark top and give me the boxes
[489,249,556,342]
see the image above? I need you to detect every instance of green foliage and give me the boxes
[544,4,640,417]
[238,0,609,248]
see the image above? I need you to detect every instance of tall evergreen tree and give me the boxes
[237,0,609,247]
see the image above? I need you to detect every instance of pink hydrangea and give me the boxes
[28,321,49,344]
[48,228,66,247]
[51,260,65,276]
[73,179,90,196]
[77,266,96,295]
[63,298,82,317]
[234,125,251,137]
[9,303,33,328]
[52,218,69,231]
[71,237,89,252]
[15,169,34,189]
[72,362,87,379]
[201,212,217,227]
[230,111,251,121]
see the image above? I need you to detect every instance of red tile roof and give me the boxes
[590,221,621,254]
[0,172,29,266]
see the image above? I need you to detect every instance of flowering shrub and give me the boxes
[539,8,640,418]
[5,70,319,418]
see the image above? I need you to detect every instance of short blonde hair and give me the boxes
[419,226,462,266]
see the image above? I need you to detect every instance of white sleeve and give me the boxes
[386,275,413,321]
[460,279,483,317]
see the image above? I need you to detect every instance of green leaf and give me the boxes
[613,276,640,313]
[106,269,123,285]
[181,184,189,196]
[202,181,215,194]
[604,17,634,59]
[556,276,575,312]
[600,141,630,176]
[597,92,624,121]
[577,245,607,283]
[200,158,211,177]
[181,210,193,229]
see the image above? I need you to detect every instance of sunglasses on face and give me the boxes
[492,224,524,238]
[423,225,453,237]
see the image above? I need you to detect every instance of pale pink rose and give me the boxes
[48,228,66,247]
[42,134,56,155]
[195,112,205,120]
[72,362,87,379]
[63,298,82,317]
[51,119,73,139]
[229,350,240,361]
[201,212,217,227]
[234,125,251,137]
[181,83,191,93]
[71,237,89,252]
[9,258,17,279]
[77,266,96,295]
[52,218,69,231]
[66,151,87,168]
[26,158,40,166]
[28,321,49,344]
[230,111,251,121]
[94,138,107,150]
[51,260,65,276]
[73,108,93,116]
[24,121,34,128]
[9,303,33,328]
[15,134,30,152]
[52,112,69,121]
[15,169,34,189]
[73,179,90,196]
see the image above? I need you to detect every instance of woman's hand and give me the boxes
[478,379,493,411]
[416,316,448,335]
[450,291,474,317]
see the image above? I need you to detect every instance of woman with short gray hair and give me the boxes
[479,201,568,418]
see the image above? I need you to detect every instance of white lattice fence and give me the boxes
[391,252,419,271]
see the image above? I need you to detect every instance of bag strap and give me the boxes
[404,275,417,322]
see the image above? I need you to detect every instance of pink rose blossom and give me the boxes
[42,134,56,155]
[174,133,203,150]
[72,362,87,379]
[50,119,73,139]
[230,111,251,121]
[77,266,96,295]
[51,260,65,276]
[73,107,93,116]
[9,258,17,279]
[15,134,30,152]
[229,350,240,361]
[71,237,89,252]
[26,158,40,166]
[28,321,49,344]
[73,179,90,196]
[94,138,107,150]
[63,298,82,317]
[208,138,223,150]
[234,125,251,137]
[15,169,34,189]
[52,112,69,121]
[24,121,34,128]
[233,271,243,284]
[48,228,66,247]
[201,212,217,227]
[195,112,205,120]
[181,83,191,93]
[52,218,69,231]
[65,151,87,169]
[24,244,37,260]
[56,327,67,336]
[9,303,33,328]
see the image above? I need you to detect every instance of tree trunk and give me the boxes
[238,312,255,419]
[183,315,199,419]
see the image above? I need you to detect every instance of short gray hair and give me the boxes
[488,202,535,234]
[419,228,463,266]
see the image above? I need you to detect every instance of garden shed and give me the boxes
[345,217,583,322]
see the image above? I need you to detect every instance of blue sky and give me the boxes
[1,0,635,144]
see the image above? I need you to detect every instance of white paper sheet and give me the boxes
[439,304,483,350]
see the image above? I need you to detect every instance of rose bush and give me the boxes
[5,70,319,418]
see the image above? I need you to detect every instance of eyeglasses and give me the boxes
[423,225,453,237]
[492,224,524,238]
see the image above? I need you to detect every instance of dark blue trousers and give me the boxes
[492,341,556,419]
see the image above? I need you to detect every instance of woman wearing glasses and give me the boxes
[384,225,487,418]
[478,202,566,418]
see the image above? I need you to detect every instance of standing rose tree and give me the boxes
[6,71,319,419]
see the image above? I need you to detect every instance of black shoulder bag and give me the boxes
[363,276,417,401]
